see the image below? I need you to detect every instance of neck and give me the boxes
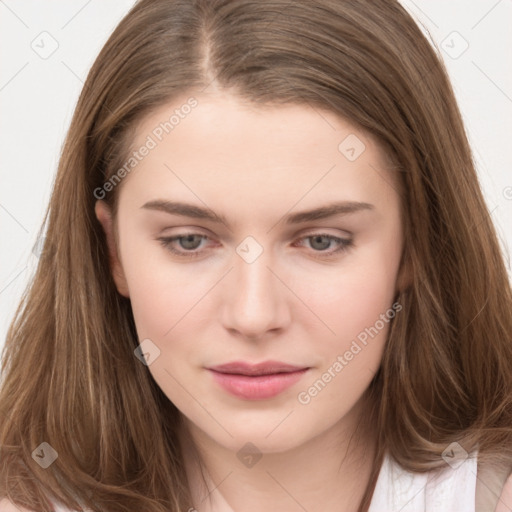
[179,394,381,512]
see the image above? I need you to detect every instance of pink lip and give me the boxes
[207,360,309,400]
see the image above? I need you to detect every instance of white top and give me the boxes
[368,450,477,511]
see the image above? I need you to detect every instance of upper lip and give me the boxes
[208,360,308,376]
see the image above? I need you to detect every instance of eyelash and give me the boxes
[156,232,354,260]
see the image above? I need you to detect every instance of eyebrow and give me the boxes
[140,199,375,226]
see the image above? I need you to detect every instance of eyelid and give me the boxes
[158,226,352,239]
[299,227,353,238]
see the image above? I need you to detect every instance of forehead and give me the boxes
[119,93,400,217]
[132,92,386,162]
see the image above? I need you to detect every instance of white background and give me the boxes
[1,0,511,352]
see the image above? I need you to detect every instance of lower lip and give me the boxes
[208,368,309,400]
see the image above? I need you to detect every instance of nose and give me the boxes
[221,247,291,341]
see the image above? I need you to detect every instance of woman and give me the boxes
[1,1,511,511]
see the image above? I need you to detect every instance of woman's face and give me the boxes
[96,92,405,454]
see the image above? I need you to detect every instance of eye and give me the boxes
[294,233,354,257]
[157,233,211,258]
[157,231,353,260]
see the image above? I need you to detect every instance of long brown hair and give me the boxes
[1,1,511,511]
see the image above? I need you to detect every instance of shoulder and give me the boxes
[0,498,34,511]
[495,472,512,512]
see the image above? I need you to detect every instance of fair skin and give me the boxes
[1,94,511,512]
[94,91,405,512]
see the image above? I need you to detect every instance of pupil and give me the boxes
[181,235,201,250]
[311,235,329,250]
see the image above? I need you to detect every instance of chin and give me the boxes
[198,418,314,454]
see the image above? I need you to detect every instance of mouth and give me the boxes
[207,360,309,376]
[206,360,310,400]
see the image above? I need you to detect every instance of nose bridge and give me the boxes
[221,237,288,337]
[236,251,274,302]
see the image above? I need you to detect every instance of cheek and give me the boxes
[125,265,211,340]
[292,243,401,351]
[117,224,215,339]
[293,260,398,413]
